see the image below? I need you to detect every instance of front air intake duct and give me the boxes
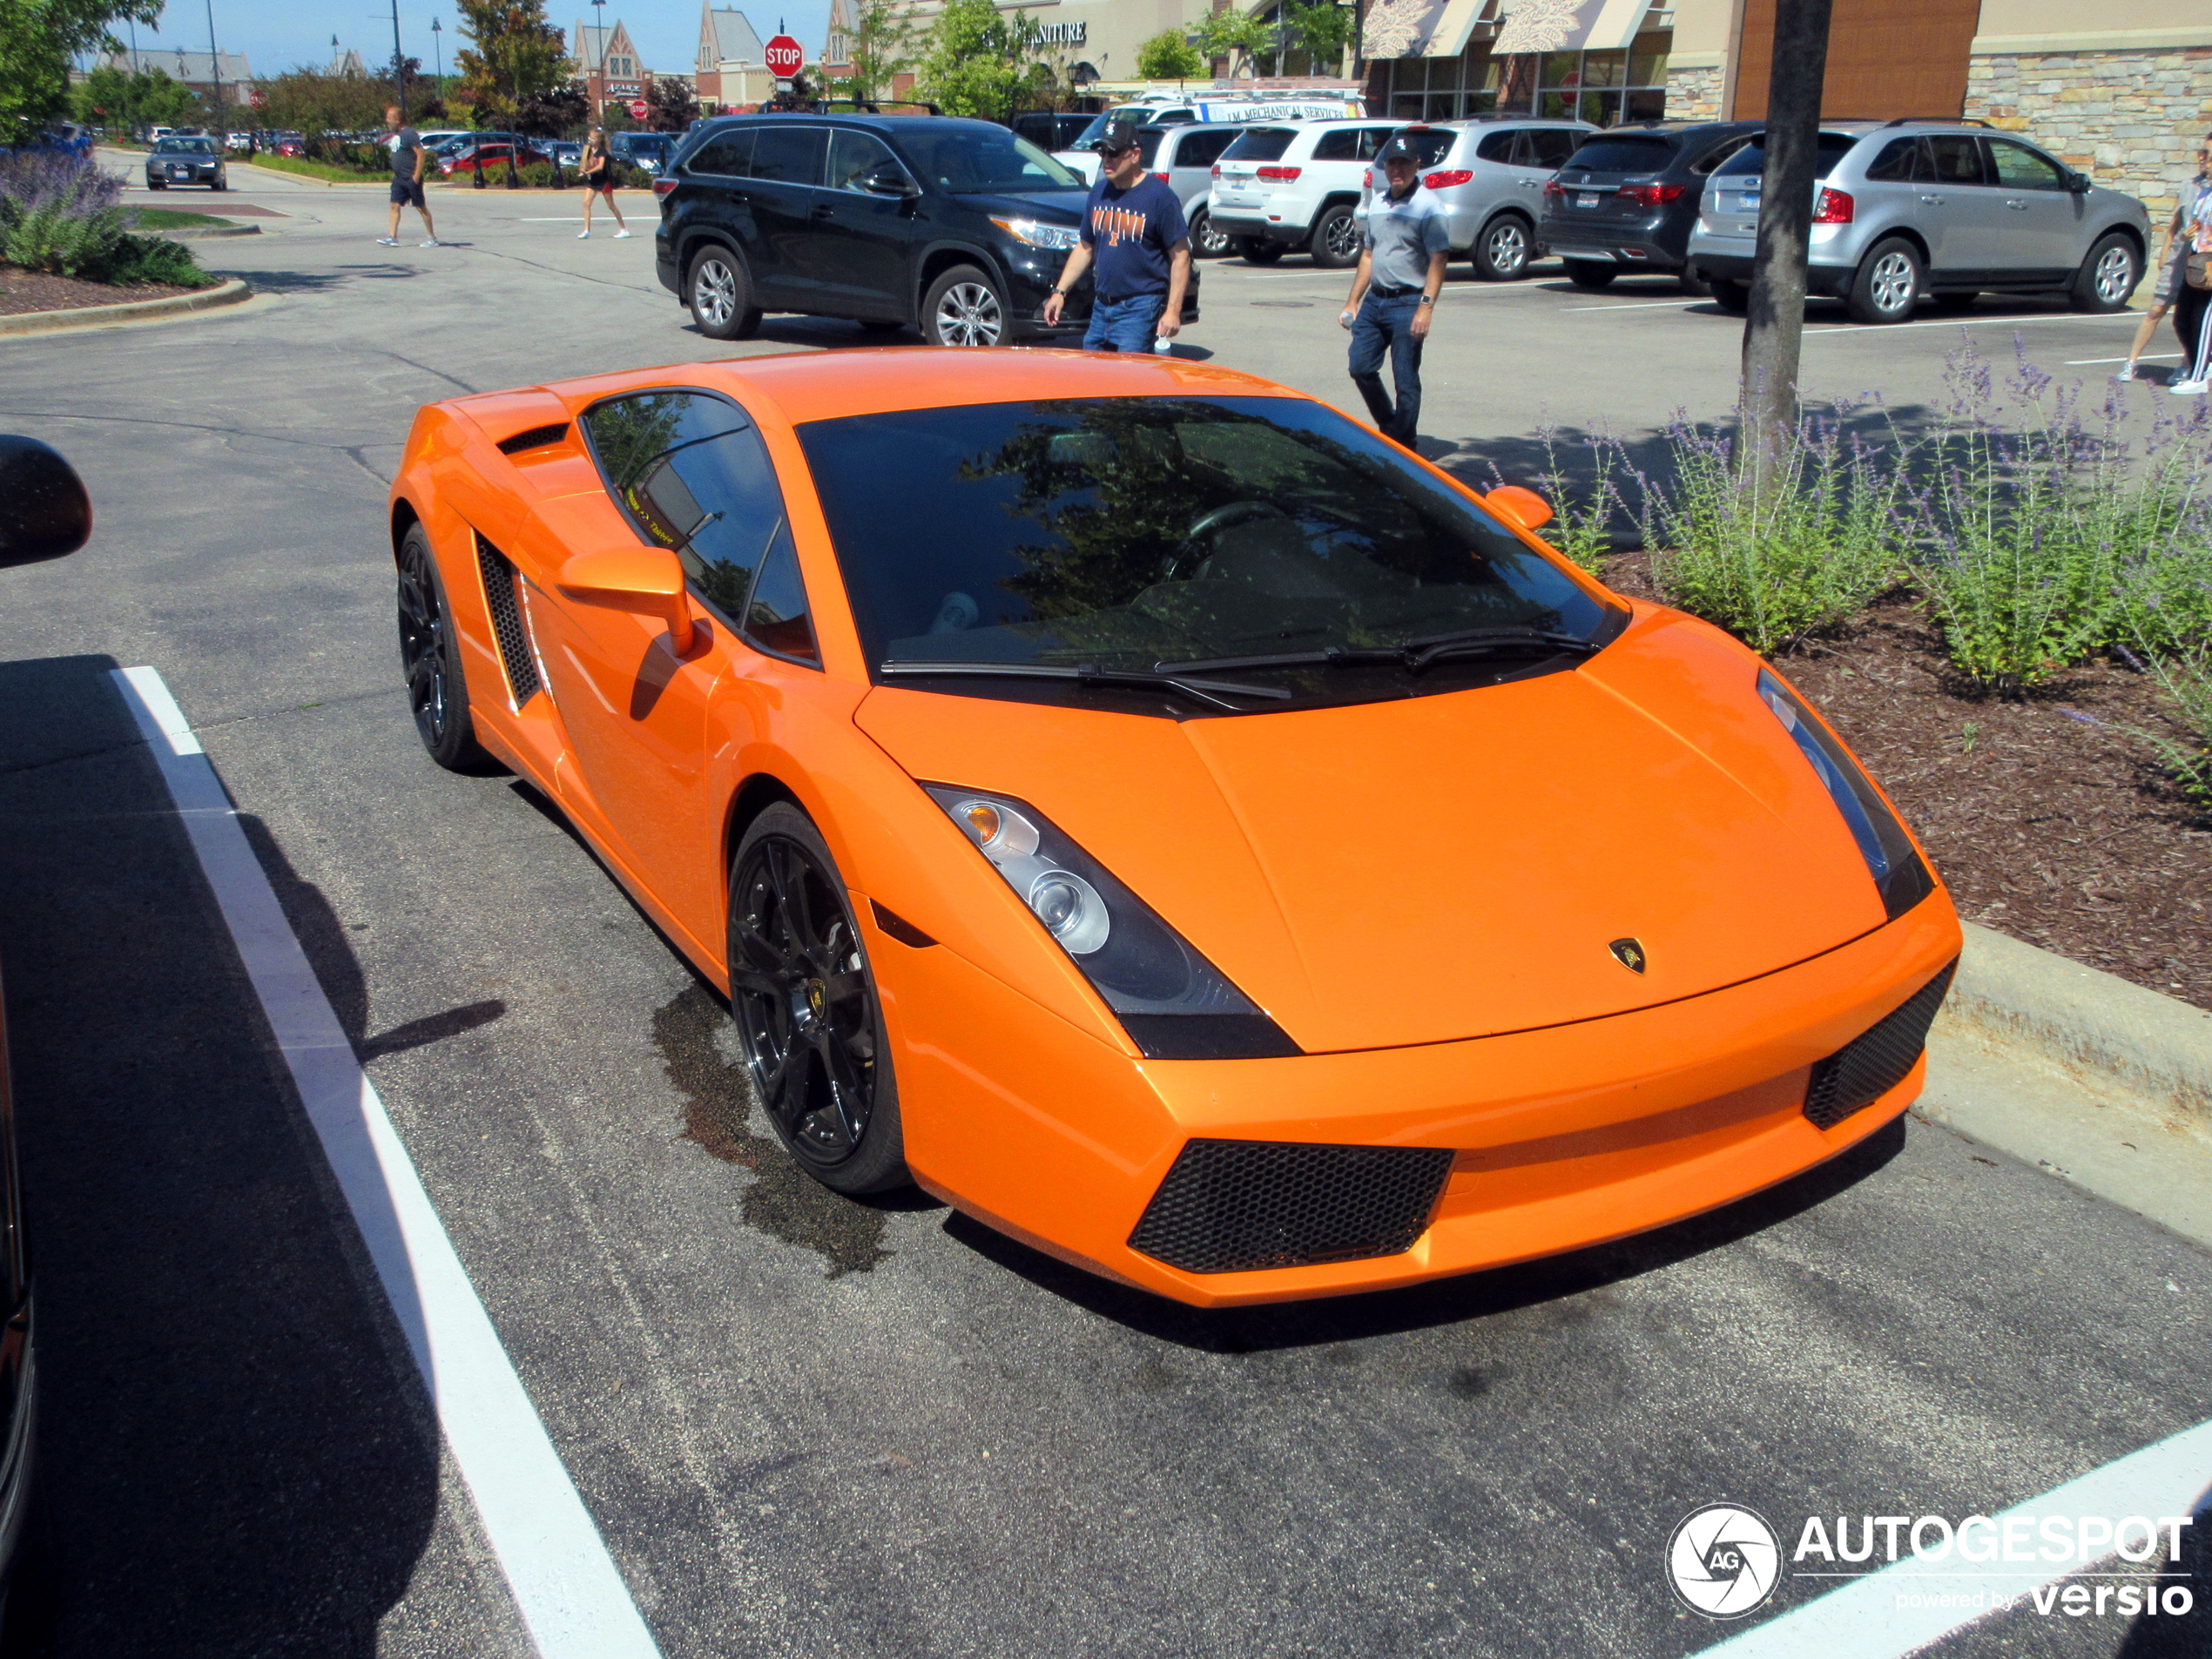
[1129,1140,1454,1274]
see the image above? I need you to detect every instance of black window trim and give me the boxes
[575,384,823,671]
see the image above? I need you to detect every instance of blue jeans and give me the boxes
[1348,290,1425,445]
[1084,292,1166,352]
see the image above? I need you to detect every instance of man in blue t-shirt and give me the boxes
[1042,116,1191,353]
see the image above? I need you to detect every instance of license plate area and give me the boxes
[1575,192,1599,209]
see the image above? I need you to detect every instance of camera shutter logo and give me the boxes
[1668,1504,1782,1618]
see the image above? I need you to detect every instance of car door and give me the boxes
[807,128,914,318]
[536,388,824,943]
[1982,136,2080,278]
[743,123,829,309]
[1912,133,2001,274]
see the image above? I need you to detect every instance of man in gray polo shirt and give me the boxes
[1339,133,1448,448]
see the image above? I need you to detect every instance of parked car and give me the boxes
[441,142,550,177]
[224,130,253,152]
[550,140,583,171]
[1135,123,1245,258]
[1012,111,1092,152]
[1209,118,1426,268]
[1686,119,2150,324]
[145,135,226,191]
[1410,118,1595,279]
[1539,120,1762,291]
[655,113,1198,346]
[611,132,672,174]
[273,132,307,157]
[1055,94,1366,184]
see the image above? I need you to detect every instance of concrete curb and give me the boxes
[232,162,385,188]
[0,278,252,338]
[155,224,260,240]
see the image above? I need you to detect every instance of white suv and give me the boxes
[1208,118,1414,268]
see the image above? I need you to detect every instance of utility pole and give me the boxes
[431,17,442,100]
[1738,0,1834,486]
[205,0,227,142]
[388,0,408,120]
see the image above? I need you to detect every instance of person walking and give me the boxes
[578,125,631,239]
[1339,134,1447,448]
[1042,115,1190,353]
[2167,134,2212,395]
[378,106,440,248]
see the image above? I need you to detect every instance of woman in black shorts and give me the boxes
[579,125,631,239]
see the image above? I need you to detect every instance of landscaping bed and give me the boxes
[0,266,196,315]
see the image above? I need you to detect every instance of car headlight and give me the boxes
[924,785,1299,1060]
[1757,670,1933,920]
[989,216,1082,251]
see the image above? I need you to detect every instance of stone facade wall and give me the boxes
[1967,46,2212,222]
[1668,61,1723,121]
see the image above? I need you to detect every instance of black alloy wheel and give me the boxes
[1238,236,1285,265]
[1561,258,1616,289]
[395,523,487,770]
[726,804,907,1195]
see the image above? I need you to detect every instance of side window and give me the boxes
[1865,137,1916,182]
[688,130,752,178]
[579,390,799,642]
[1355,126,1399,161]
[1986,138,2066,190]
[1922,134,1986,185]
[1475,128,1518,164]
[743,539,819,664]
[1312,129,1360,162]
[750,125,826,186]
[1178,128,1238,168]
[1528,128,1581,169]
[1689,135,1750,177]
[828,128,900,192]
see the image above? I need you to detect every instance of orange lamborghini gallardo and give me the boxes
[388,348,1959,1308]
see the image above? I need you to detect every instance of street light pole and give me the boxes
[431,17,442,101]
[388,0,407,121]
[205,0,226,142]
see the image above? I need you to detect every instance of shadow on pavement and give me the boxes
[0,655,440,1657]
[944,1114,1906,1353]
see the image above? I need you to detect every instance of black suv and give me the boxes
[655,113,1199,346]
[1538,121,1761,293]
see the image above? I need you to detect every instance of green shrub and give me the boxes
[1523,426,1622,575]
[95,232,218,287]
[2132,649,2212,811]
[2,199,128,274]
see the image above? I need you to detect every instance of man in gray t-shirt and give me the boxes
[379,105,440,249]
[1339,134,1449,447]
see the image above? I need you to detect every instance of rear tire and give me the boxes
[395,523,489,772]
[858,319,905,334]
[1710,278,1750,314]
[686,245,763,341]
[1472,214,1532,280]
[1190,207,1231,259]
[1846,236,1923,324]
[1562,259,1616,289]
[1310,203,1360,269]
[2069,232,2139,314]
[921,263,1007,347]
[1238,237,1285,265]
[1931,290,1979,313]
[1676,263,1710,297]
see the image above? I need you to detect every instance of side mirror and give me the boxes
[557,546,699,655]
[0,435,92,568]
[862,160,918,197]
[2067,170,2092,194]
[1486,484,1554,533]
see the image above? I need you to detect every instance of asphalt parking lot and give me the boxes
[0,166,2205,1658]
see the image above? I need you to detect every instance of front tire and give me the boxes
[921,263,1007,347]
[726,803,908,1196]
[395,523,489,771]
[1676,263,1710,297]
[1190,207,1231,259]
[2070,232,2139,314]
[1238,236,1285,265]
[1472,214,1532,280]
[1562,258,1616,289]
[1310,203,1360,269]
[1847,236,1923,324]
[686,244,763,341]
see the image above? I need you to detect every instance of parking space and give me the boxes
[1,178,2204,1658]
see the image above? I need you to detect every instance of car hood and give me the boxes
[853,608,1897,1054]
[953,188,1089,225]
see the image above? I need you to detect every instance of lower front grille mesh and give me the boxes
[475,535,541,707]
[1803,961,1958,1130]
[1129,1140,1454,1275]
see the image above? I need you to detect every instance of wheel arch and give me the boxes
[1862,226,1932,270]
[722,771,808,882]
[678,228,751,286]
[914,243,1008,320]
[390,496,423,566]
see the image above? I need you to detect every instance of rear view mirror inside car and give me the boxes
[0,435,92,567]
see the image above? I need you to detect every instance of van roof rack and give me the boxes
[1877,116,1990,127]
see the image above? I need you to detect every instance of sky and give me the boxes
[118,0,833,88]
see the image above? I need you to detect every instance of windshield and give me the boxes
[155,138,214,154]
[1713,132,1862,180]
[1221,127,1297,162]
[1070,105,1151,149]
[895,125,1079,192]
[798,397,1613,706]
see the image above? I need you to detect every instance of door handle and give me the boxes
[2005,199,2027,209]
[1919,193,1943,204]
[809,202,835,219]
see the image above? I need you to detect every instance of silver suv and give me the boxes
[1136,124,1246,259]
[1687,119,2149,324]
[1397,118,1596,280]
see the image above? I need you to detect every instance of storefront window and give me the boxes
[1371,29,1671,125]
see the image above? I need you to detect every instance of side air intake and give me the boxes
[475,534,541,708]
[1803,961,1957,1130]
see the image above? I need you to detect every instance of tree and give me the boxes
[1135,29,1204,82]
[1196,8,1274,78]
[453,0,570,129]
[914,0,1048,120]
[1286,0,1355,73]
[70,63,196,131]
[839,0,914,106]
[513,77,586,137]
[644,74,694,132]
[1738,0,1833,486]
[2,0,160,131]
[258,66,392,142]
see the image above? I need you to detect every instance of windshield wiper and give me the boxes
[879,660,1291,711]
[1158,627,1600,677]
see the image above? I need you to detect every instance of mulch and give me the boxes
[0,266,198,316]
[1600,552,2212,1011]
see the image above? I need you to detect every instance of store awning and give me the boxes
[1420,0,1496,58]
[1491,0,1654,55]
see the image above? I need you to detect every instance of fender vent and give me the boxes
[475,534,541,707]
[1129,1140,1453,1275]
[1803,961,1957,1130]
[496,422,570,455]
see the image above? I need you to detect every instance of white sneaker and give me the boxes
[2112,361,2138,382]
[375,236,400,246]
[419,238,441,247]
[2172,379,2209,395]
[577,229,590,238]
[614,227,632,239]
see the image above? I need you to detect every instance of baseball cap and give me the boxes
[1377,133,1423,165]
[1089,116,1146,155]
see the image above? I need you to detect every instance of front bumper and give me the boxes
[878,892,1960,1307]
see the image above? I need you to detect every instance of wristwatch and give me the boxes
[1417,294,1435,307]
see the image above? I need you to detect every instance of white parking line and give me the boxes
[1806,312,2142,335]
[1697,1414,2211,1657]
[2065,353,2180,365]
[1565,300,1696,312]
[111,665,664,1659]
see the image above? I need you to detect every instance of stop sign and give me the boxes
[628,98,649,120]
[764,33,804,76]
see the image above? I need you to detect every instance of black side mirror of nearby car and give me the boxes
[863,161,918,198]
[0,435,92,568]
[2067,170,2092,194]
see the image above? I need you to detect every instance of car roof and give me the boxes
[524,349,1313,430]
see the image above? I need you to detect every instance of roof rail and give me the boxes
[1877,115,1990,127]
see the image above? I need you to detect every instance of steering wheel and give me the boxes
[1165,500,1289,580]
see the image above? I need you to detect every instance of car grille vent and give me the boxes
[1129,1140,1454,1275]
[1803,960,1957,1130]
[496,422,570,455]
[474,534,541,707]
